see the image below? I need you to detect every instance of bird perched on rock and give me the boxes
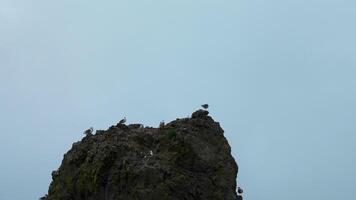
[83,127,93,135]
[237,187,243,194]
[118,117,126,124]
[159,121,165,128]
[201,104,209,109]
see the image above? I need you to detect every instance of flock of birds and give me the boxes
[83,104,209,135]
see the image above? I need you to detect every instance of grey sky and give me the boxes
[1,0,356,199]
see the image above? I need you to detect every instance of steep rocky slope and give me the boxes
[43,110,242,200]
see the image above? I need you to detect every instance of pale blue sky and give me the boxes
[1,0,356,199]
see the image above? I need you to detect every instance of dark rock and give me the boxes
[128,124,144,129]
[115,123,128,130]
[44,110,241,200]
[51,170,59,180]
[191,109,209,118]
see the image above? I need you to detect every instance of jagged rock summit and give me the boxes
[44,110,242,200]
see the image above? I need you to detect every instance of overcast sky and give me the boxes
[1,0,356,199]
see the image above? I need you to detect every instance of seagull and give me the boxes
[201,104,209,109]
[159,121,165,128]
[40,195,48,200]
[119,117,126,124]
[83,127,93,135]
[237,187,243,194]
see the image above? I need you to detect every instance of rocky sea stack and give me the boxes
[43,110,242,200]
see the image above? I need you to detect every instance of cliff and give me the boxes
[43,110,242,200]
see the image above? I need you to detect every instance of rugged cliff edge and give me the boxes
[43,110,242,200]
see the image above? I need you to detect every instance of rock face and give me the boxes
[44,110,242,200]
